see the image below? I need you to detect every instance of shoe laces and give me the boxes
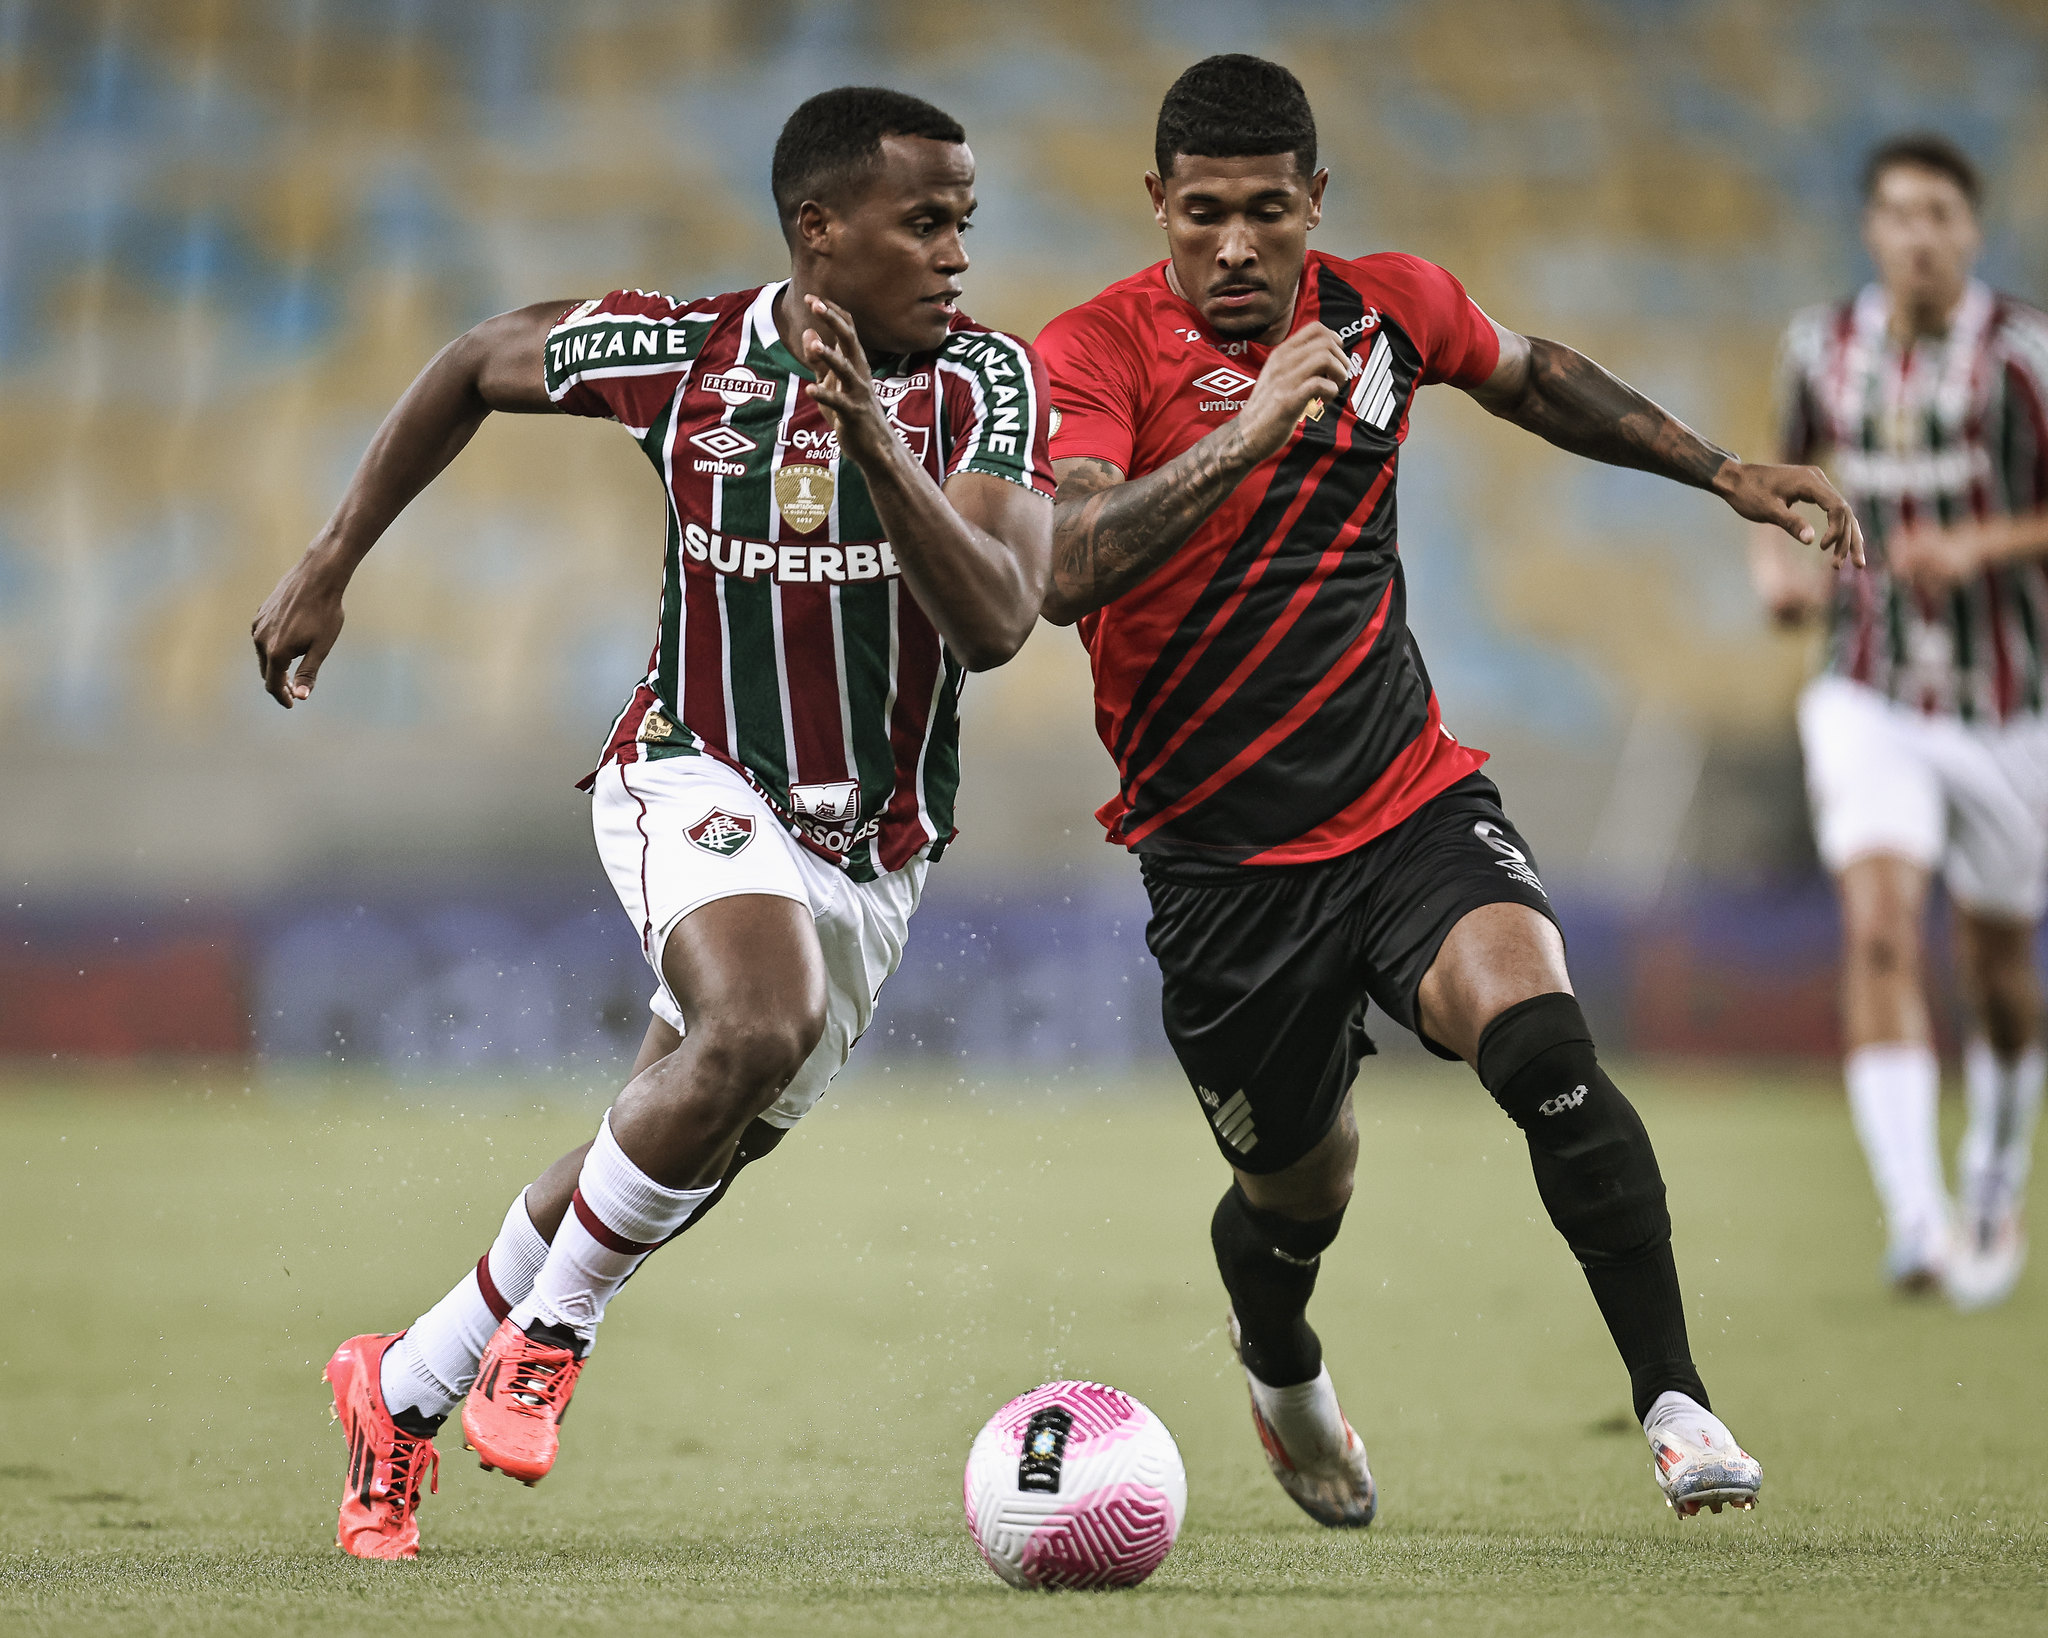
[382,1430,439,1509]
[501,1342,579,1419]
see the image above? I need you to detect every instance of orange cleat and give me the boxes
[461,1317,585,1485]
[324,1332,439,1560]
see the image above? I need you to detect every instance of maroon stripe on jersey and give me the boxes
[877,593,943,872]
[571,1188,659,1255]
[475,1253,511,1323]
[1989,573,2016,718]
[1113,442,1341,771]
[2011,360,2048,508]
[1120,459,1396,815]
[776,584,849,783]
[674,316,754,759]
[1122,577,1397,846]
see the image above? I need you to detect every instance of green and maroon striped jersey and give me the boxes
[548,282,1055,879]
[1778,279,2048,720]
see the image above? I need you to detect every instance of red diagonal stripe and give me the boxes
[1114,438,1340,765]
[1122,577,1396,846]
[1120,459,1396,811]
[571,1187,658,1255]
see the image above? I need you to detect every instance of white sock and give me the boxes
[510,1110,715,1345]
[380,1191,550,1425]
[1960,1041,2044,1227]
[1845,1042,1949,1265]
[1245,1364,1354,1473]
[1643,1389,1736,1445]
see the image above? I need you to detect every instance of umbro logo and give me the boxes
[1538,1085,1589,1117]
[689,426,757,459]
[1191,365,1257,398]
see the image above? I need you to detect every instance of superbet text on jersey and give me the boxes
[547,283,1054,879]
[1035,251,1502,865]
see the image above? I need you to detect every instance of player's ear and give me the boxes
[1304,167,1329,231]
[792,198,835,260]
[1144,171,1169,230]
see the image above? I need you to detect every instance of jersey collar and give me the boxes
[746,280,813,379]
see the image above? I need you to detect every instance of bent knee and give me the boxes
[693,1005,826,1100]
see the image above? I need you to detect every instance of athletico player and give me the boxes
[1750,134,2048,1308]
[1034,56,1860,1523]
[250,88,1053,1558]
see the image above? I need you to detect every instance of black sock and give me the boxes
[1477,993,1709,1423]
[389,1406,445,1439]
[1210,1183,1346,1388]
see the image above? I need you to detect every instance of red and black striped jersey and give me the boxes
[547,282,1054,879]
[1777,279,2048,721]
[1036,251,1499,865]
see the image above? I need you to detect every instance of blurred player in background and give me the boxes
[250,88,1053,1557]
[1751,135,2048,1308]
[1037,55,1859,1525]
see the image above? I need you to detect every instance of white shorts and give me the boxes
[1798,674,2048,920]
[590,754,926,1128]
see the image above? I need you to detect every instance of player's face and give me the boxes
[1146,155,1328,342]
[1863,164,1980,318]
[819,135,976,355]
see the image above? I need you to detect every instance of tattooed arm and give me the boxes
[1043,323,1352,625]
[1466,327,1864,566]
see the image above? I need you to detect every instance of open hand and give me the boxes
[1715,461,1864,568]
[800,294,894,463]
[251,551,348,708]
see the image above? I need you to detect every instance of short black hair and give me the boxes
[771,86,966,236]
[1862,131,1981,211]
[1155,54,1317,179]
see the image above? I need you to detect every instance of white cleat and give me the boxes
[1948,1210,2026,1312]
[1644,1391,1761,1518]
[1227,1312,1377,1528]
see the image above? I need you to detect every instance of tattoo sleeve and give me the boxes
[1045,433,1252,624]
[1490,337,1734,489]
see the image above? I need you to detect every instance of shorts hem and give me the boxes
[1399,883,1564,1062]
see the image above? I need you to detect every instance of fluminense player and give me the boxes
[1750,134,2048,1308]
[1034,56,1861,1523]
[250,88,1053,1558]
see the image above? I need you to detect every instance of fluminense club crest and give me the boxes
[686,808,755,857]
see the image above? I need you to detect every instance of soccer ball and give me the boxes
[962,1380,1187,1590]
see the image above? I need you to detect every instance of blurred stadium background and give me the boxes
[5,0,2048,1077]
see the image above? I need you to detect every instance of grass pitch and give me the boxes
[2,1062,2043,1635]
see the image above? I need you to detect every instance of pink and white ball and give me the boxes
[963,1381,1187,1590]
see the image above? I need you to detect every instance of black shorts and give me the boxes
[1141,774,1558,1175]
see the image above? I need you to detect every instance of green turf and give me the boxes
[2,1063,2043,1635]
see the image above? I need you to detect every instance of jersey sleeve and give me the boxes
[1773,305,1833,465]
[936,328,1058,497]
[1370,254,1501,389]
[1034,299,1144,472]
[1995,304,2048,512]
[543,290,707,432]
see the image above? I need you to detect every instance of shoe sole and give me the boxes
[461,1437,547,1488]
[1669,1488,1760,1517]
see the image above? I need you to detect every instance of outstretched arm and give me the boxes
[1466,326,1864,568]
[801,296,1051,671]
[250,301,566,707]
[1042,324,1353,625]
